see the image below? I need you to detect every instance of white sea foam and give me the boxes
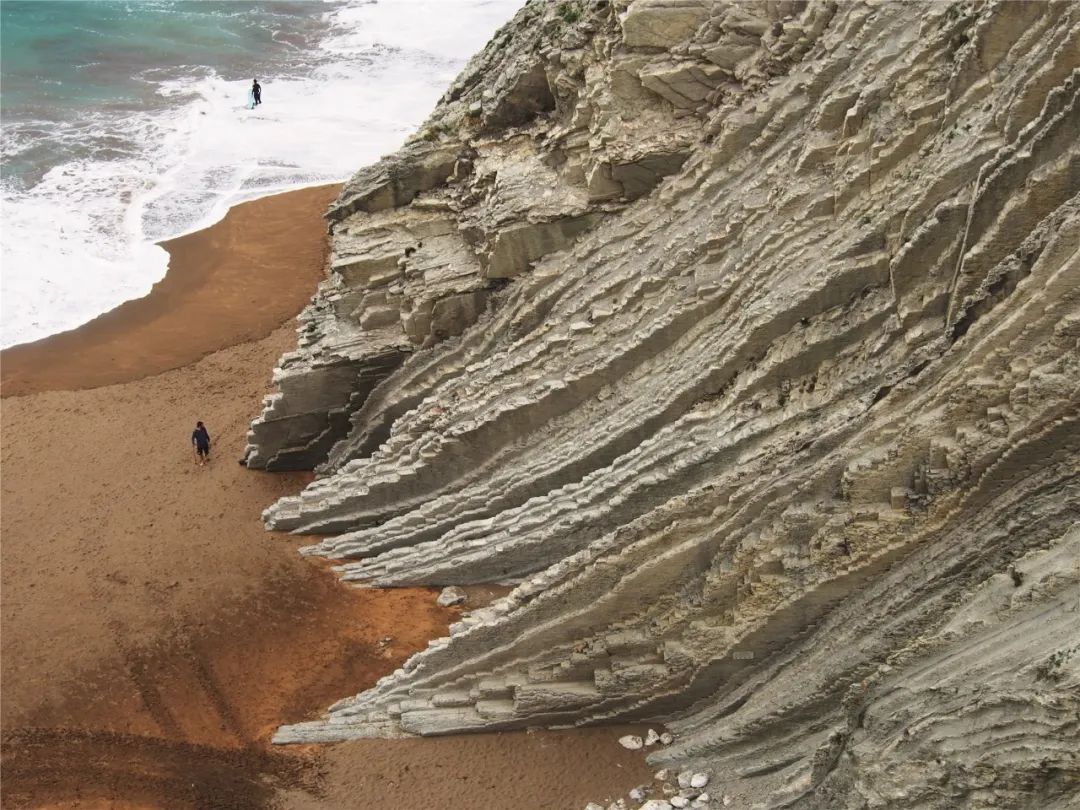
[0,0,522,348]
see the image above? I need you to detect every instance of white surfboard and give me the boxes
[246,88,255,110]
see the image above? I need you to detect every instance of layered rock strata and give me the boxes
[249,1,1080,807]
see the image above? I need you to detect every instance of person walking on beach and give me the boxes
[192,421,211,466]
[252,79,262,106]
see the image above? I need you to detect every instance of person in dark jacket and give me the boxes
[252,79,262,106]
[192,421,211,466]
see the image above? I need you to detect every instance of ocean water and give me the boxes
[0,0,521,348]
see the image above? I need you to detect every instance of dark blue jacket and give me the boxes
[192,426,210,448]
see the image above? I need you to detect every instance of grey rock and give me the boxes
[255,3,1080,810]
[621,0,710,49]
[328,142,461,224]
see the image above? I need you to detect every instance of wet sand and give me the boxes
[0,186,651,808]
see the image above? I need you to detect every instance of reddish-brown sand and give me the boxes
[0,188,651,809]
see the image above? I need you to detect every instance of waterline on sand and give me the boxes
[0,0,522,348]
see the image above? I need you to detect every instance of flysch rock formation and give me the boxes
[246,1,1080,807]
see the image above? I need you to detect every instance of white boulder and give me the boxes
[436,586,467,607]
[619,734,644,750]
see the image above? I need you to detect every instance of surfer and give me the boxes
[252,79,262,106]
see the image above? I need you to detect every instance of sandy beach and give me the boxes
[0,186,650,809]
[1,185,341,396]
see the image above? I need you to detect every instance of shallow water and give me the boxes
[0,0,520,347]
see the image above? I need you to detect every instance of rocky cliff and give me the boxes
[246,1,1080,807]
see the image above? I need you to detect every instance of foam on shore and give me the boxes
[0,0,522,348]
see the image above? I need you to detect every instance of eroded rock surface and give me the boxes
[248,1,1080,807]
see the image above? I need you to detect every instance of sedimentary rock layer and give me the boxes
[248,1,1080,806]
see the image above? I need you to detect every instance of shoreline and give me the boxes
[153,178,350,247]
[1,183,340,397]
[0,182,650,807]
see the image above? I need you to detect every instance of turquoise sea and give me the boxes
[0,0,520,347]
[2,1,333,188]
